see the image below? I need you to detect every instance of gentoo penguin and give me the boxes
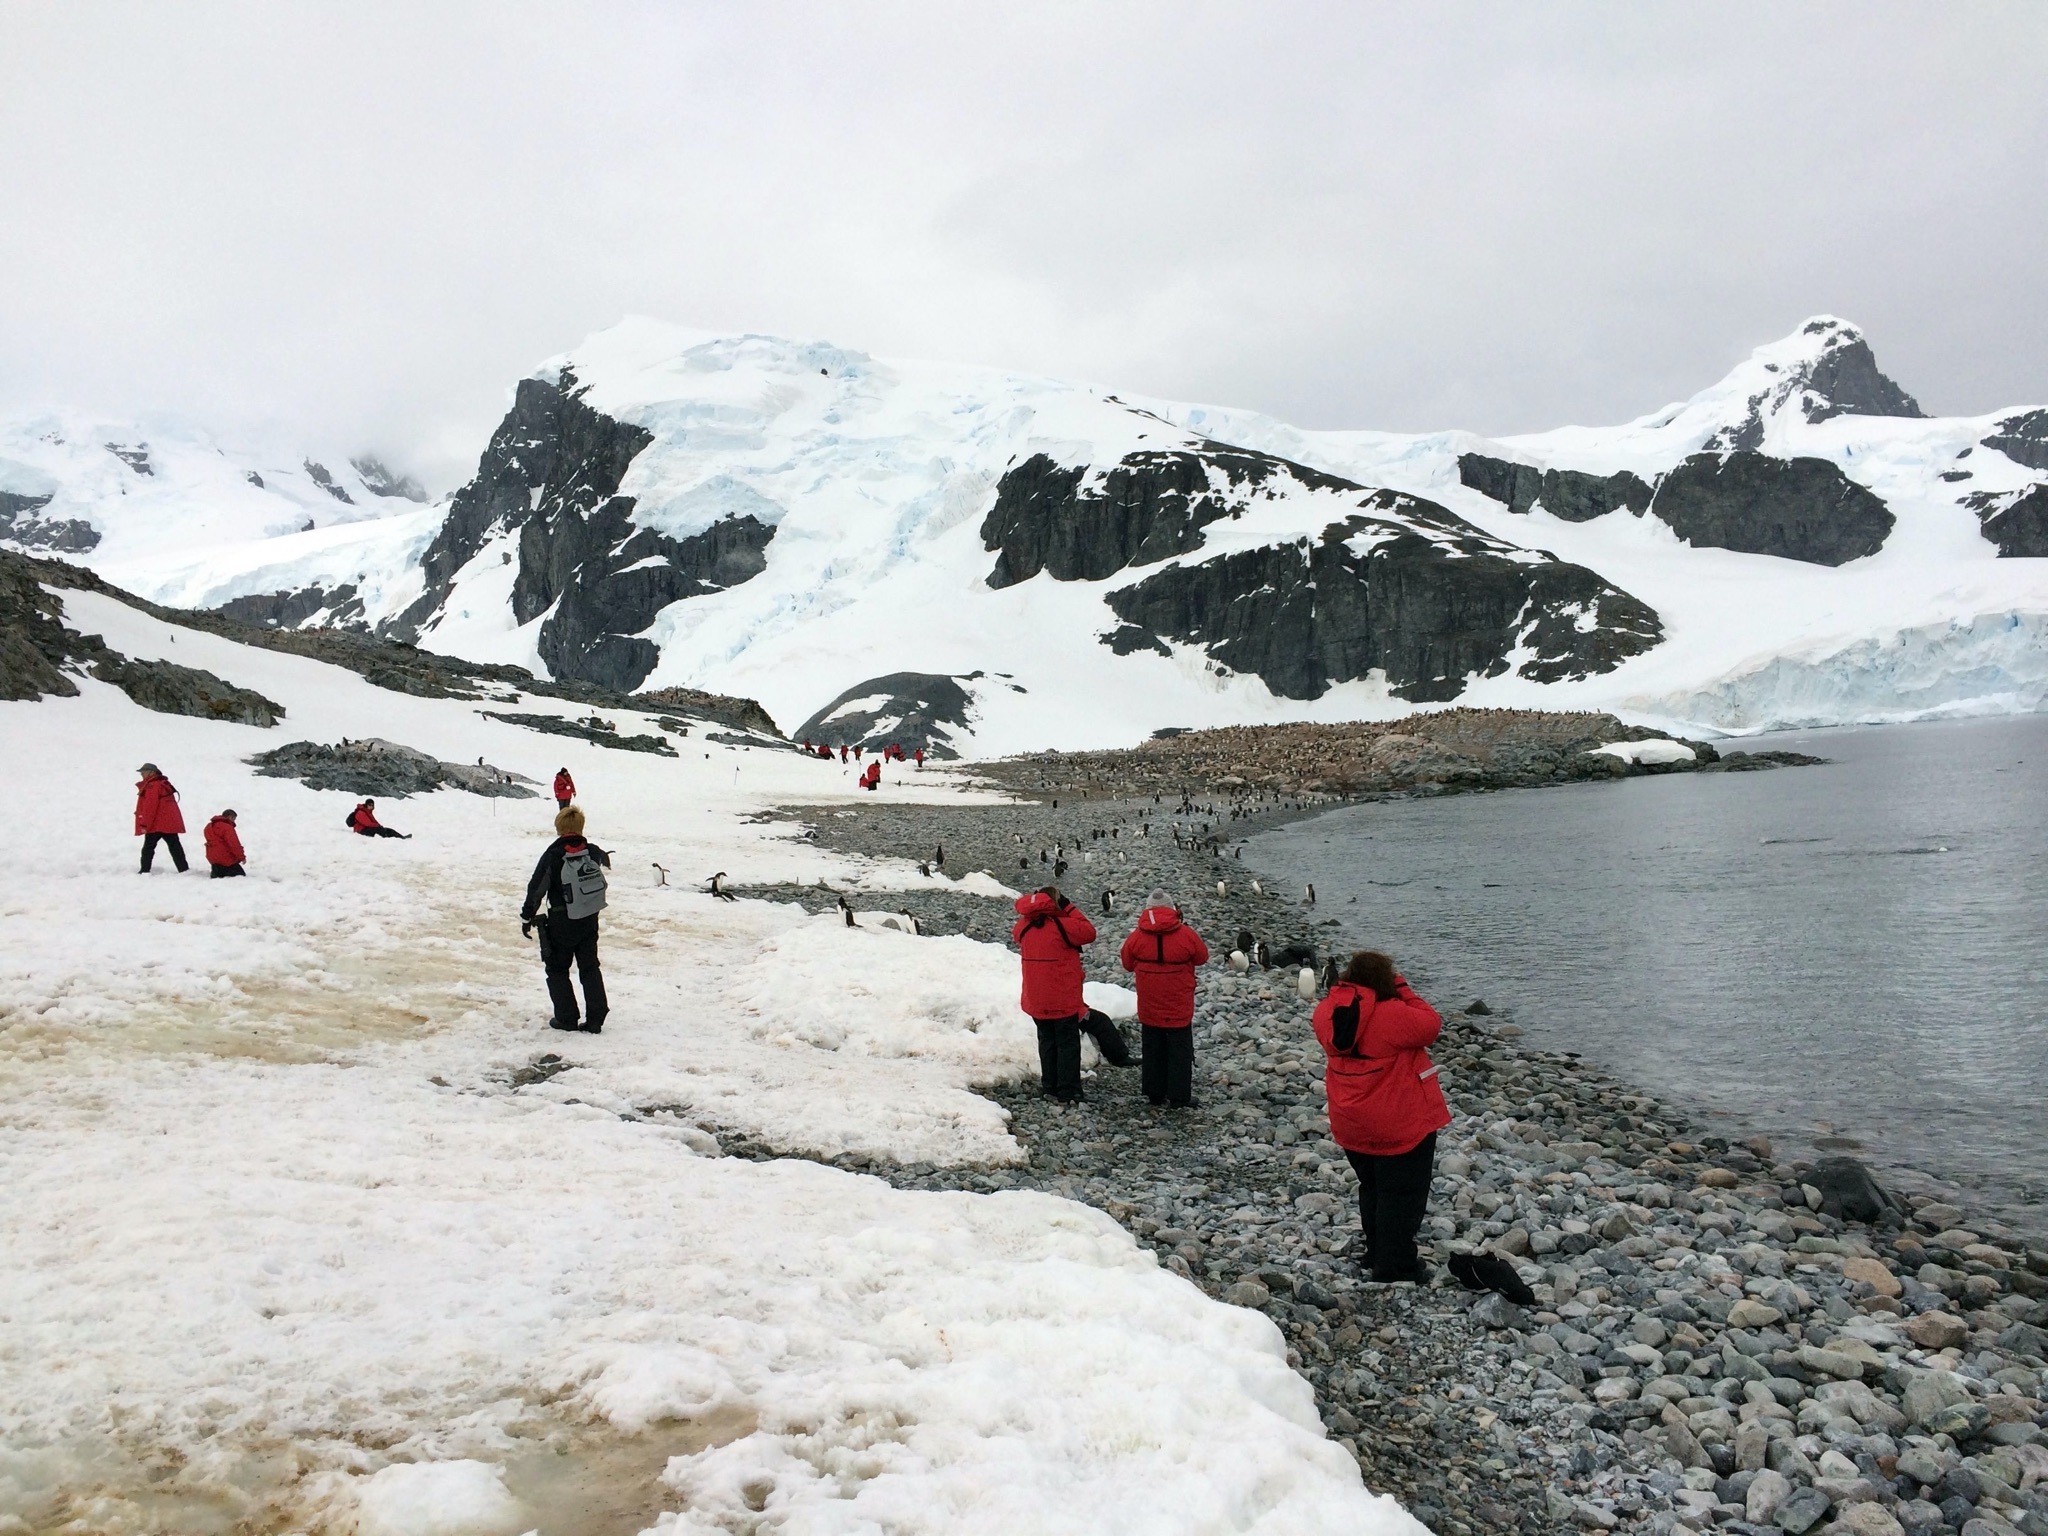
[706,870,735,900]
[1215,880,1227,897]
[1101,888,1116,914]
[653,863,670,887]
[1306,883,1316,905]
[1320,954,1341,989]
[1227,950,1250,973]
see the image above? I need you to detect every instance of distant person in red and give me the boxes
[553,768,575,809]
[1312,951,1451,1282]
[1118,889,1210,1107]
[203,809,247,878]
[839,745,848,763]
[1012,887,1096,1101]
[134,762,188,873]
[347,799,411,839]
[853,744,863,760]
[861,760,881,791]
[914,747,924,767]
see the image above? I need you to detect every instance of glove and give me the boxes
[521,920,533,939]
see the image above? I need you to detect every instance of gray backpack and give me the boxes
[560,846,609,920]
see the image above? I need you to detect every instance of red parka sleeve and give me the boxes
[1365,980,1443,1052]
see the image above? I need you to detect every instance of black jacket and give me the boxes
[521,836,611,924]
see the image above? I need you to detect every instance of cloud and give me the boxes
[1,1,2042,489]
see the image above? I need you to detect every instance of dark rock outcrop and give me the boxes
[215,583,369,631]
[349,456,428,502]
[104,442,153,476]
[476,710,678,756]
[795,672,991,758]
[302,461,354,504]
[388,370,775,693]
[631,685,781,738]
[0,490,99,553]
[1983,410,2048,473]
[1103,496,1663,702]
[1,549,283,722]
[1457,455,1652,522]
[248,738,536,798]
[1705,320,1924,451]
[1648,452,1894,565]
[1963,484,2048,557]
[981,447,1353,588]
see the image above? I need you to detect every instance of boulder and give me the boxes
[1649,452,1895,565]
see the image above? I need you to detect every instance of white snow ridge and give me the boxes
[0,583,1424,1535]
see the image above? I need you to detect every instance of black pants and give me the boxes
[140,833,188,872]
[541,915,608,1029]
[209,863,245,878]
[1034,1016,1082,1100]
[1141,1025,1195,1106]
[1344,1131,1438,1280]
[354,825,405,839]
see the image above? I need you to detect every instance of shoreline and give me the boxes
[732,786,2048,1536]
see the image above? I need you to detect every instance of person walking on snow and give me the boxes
[553,768,575,809]
[203,809,246,878]
[1011,886,1097,1102]
[134,762,188,872]
[520,804,611,1034]
[1118,889,1209,1107]
[1311,950,1451,1283]
[347,799,410,839]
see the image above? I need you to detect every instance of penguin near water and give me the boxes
[1306,883,1316,906]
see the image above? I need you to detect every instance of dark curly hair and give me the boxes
[1342,950,1399,1001]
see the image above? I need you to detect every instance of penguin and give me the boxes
[1251,879,1263,895]
[1306,883,1316,906]
[1215,880,1227,897]
[706,870,735,901]
[918,861,931,878]
[653,862,670,887]
[1320,954,1341,989]
[1101,888,1116,914]
[1235,928,1255,956]
[1228,950,1250,973]
[1253,940,1271,969]
[1054,858,1068,879]
[935,843,945,869]
[1296,967,1317,1001]
[839,895,857,927]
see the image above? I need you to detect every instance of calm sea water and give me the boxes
[1246,714,2048,1233]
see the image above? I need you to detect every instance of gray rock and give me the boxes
[1774,1484,1833,1534]
[1649,453,1895,566]
[1470,1292,1527,1330]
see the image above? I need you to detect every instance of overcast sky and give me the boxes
[3,2,2044,487]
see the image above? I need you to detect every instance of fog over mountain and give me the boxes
[2,4,2045,490]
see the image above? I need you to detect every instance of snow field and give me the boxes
[1,588,1422,1534]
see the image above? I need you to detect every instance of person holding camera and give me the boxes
[1011,885,1096,1102]
[1312,950,1450,1282]
[1118,888,1209,1108]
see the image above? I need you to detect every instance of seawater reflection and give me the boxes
[1245,714,2048,1233]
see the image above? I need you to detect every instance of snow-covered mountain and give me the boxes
[9,316,2046,750]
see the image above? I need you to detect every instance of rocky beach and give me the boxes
[722,752,2048,1536]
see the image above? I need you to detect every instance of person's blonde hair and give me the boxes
[554,805,585,836]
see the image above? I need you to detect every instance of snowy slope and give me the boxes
[12,317,2046,748]
[1,583,1421,1535]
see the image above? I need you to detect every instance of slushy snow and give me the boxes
[0,586,1424,1536]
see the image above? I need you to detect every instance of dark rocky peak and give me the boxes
[1457,454,1653,523]
[103,442,153,476]
[981,444,1361,589]
[1648,452,1894,565]
[350,455,428,502]
[1962,484,2048,557]
[302,460,354,504]
[795,671,995,758]
[1706,319,1924,451]
[1983,409,2048,473]
[1104,498,1662,702]
[0,489,99,553]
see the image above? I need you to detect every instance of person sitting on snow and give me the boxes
[347,798,410,839]
[204,809,247,878]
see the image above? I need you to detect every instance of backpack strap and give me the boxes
[1331,988,1364,1054]
[1047,913,1082,951]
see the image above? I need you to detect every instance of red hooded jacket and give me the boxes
[553,770,575,801]
[1011,891,1096,1020]
[134,774,184,836]
[1311,978,1451,1156]
[1117,907,1210,1028]
[348,802,382,831]
[203,815,245,866]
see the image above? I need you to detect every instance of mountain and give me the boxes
[6,317,2045,750]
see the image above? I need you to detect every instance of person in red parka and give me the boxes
[347,799,411,839]
[134,762,189,873]
[1312,950,1451,1282]
[861,760,881,791]
[1012,886,1097,1102]
[1118,888,1210,1108]
[553,768,575,809]
[203,809,247,878]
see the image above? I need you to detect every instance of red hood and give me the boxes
[1014,891,1061,919]
[1136,905,1182,933]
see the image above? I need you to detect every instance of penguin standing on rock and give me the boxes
[1306,883,1316,906]
[1228,950,1250,973]
[1101,888,1116,914]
